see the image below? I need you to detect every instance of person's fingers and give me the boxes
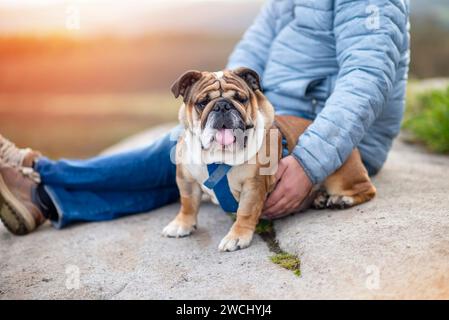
[274,158,288,182]
[265,173,301,212]
[262,198,301,220]
[268,192,307,218]
[263,196,290,217]
[263,155,313,218]
[264,181,287,209]
[284,199,302,215]
[264,160,289,209]
[275,198,299,216]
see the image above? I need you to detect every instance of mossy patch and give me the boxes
[270,253,301,277]
[226,216,301,276]
[256,219,301,277]
[255,219,273,234]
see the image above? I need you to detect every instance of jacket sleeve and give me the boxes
[292,0,407,184]
[226,0,277,76]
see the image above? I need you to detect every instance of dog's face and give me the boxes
[171,68,274,152]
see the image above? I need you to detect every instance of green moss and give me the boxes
[257,220,301,277]
[270,253,301,277]
[255,219,273,234]
[403,86,449,153]
[229,215,301,277]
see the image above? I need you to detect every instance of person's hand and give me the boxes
[262,155,313,219]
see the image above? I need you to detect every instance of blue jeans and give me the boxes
[35,127,181,228]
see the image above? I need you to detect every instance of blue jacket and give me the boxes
[227,0,410,184]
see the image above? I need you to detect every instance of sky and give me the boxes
[1,0,447,36]
[0,0,260,36]
[0,0,245,8]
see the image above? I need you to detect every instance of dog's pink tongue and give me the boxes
[215,129,234,146]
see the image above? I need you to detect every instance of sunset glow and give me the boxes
[0,0,258,36]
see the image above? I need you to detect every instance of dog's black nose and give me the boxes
[213,99,232,112]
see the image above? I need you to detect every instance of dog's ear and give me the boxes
[233,67,262,92]
[171,70,202,102]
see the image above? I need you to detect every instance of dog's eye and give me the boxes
[235,94,248,105]
[196,98,209,110]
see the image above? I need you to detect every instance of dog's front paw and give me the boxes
[162,219,196,238]
[218,229,254,252]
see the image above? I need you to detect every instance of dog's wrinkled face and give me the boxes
[171,68,272,151]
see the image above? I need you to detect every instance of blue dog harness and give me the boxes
[203,138,289,213]
[203,163,239,213]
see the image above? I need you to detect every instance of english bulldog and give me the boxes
[162,68,376,252]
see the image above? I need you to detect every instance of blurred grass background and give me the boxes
[0,0,448,158]
[404,84,449,153]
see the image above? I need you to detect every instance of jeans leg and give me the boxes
[45,185,180,228]
[35,126,181,191]
[35,126,182,228]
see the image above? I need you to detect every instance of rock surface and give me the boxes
[1,124,448,299]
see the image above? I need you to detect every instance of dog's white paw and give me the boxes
[326,195,355,209]
[218,231,253,252]
[162,219,196,238]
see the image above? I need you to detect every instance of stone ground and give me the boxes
[1,124,449,299]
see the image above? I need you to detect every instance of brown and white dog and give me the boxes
[162,68,376,252]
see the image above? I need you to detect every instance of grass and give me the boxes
[403,86,449,153]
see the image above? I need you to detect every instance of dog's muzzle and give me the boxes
[208,99,245,131]
[202,98,248,148]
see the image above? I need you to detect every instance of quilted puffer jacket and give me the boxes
[227,0,410,184]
